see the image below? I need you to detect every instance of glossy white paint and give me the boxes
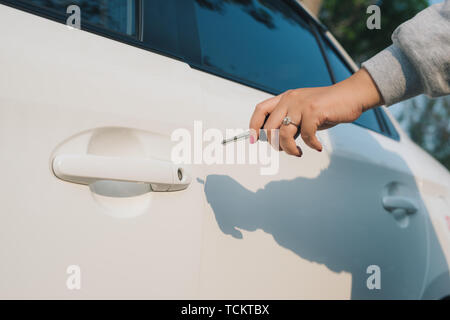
[0,3,449,299]
[0,5,205,299]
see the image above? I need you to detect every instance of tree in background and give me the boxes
[316,0,449,170]
[398,96,450,169]
[318,0,428,64]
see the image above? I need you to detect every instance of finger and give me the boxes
[317,123,336,131]
[318,119,338,131]
[266,128,281,151]
[300,115,323,152]
[279,124,302,157]
[263,103,287,150]
[279,110,302,156]
[249,94,282,142]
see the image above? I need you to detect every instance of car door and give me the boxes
[192,0,428,299]
[322,39,433,299]
[0,0,206,298]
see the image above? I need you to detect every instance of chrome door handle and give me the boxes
[382,195,418,214]
[52,154,191,192]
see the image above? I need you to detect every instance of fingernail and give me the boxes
[297,146,302,157]
[249,135,255,144]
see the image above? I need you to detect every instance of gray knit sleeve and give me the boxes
[362,0,450,106]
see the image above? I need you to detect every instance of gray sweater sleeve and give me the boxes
[361,0,450,106]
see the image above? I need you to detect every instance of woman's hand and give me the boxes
[249,68,383,157]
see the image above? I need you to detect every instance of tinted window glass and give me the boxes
[379,108,400,140]
[354,110,382,133]
[321,37,382,133]
[141,0,201,62]
[21,0,138,37]
[193,0,332,93]
[142,1,179,55]
[322,40,353,83]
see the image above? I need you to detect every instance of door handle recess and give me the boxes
[382,195,418,214]
[52,154,191,192]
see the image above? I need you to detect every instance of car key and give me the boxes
[222,114,301,145]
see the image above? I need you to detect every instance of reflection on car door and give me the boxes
[194,0,428,299]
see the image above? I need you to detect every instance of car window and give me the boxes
[141,1,179,56]
[321,36,383,134]
[353,110,383,133]
[378,107,400,140]
[141,0,201,62]
[322,40,353,83]
[18,0,139,37]
[192,0,332,93]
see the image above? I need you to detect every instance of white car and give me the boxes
[0,0,449,300]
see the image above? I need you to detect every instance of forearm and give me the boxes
[362,0,450,106]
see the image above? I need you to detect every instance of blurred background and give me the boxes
[300,0,449,170]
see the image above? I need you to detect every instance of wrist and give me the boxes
[334,68,384,112]
[352,68,384,110]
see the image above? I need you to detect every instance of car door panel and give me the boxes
[0,4,206,298]
[197,69,428,298]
